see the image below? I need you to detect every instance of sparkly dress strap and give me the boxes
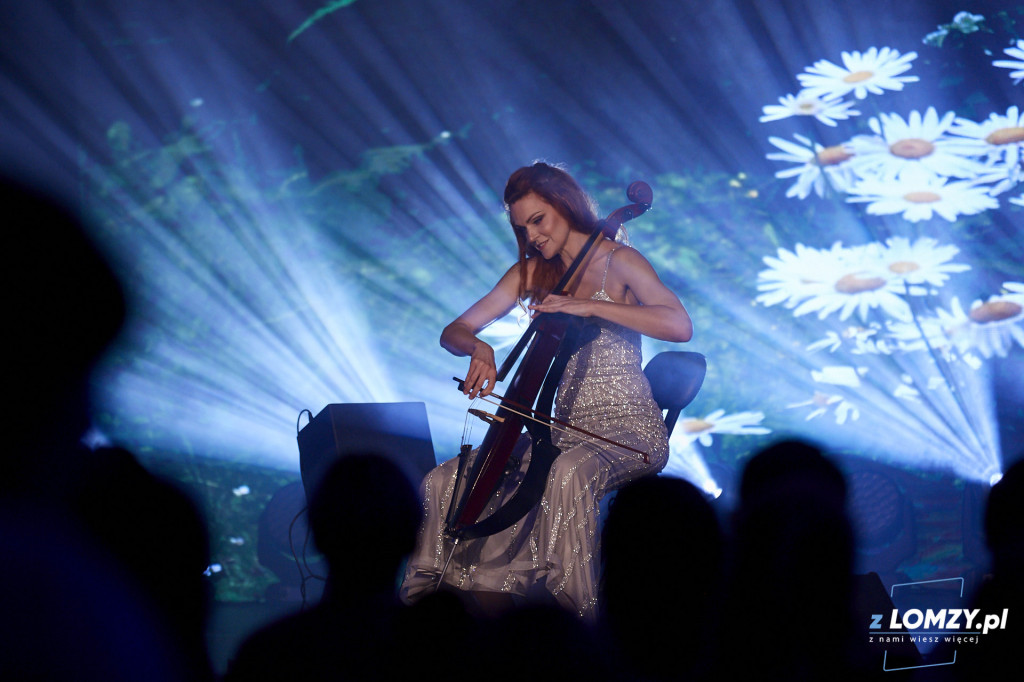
[597,246,620,299]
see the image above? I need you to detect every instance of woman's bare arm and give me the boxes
[441,263,524,398]
[527,247,692,342]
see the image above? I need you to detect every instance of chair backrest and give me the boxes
[643,351,707,437]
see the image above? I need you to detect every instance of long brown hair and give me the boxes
[503,162,614,303]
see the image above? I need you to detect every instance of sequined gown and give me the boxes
[400,248,670,620]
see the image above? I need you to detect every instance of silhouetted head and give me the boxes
[602,474,723,582]
[2,177,126,493]
[739,438,847,508]
[307,453,421,591]
[600,475,724,678]
[727,441,856,679]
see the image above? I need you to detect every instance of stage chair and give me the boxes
[643,351,707,437]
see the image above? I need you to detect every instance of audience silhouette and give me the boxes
[476,602,614,682]
[957,455,1023,678]
[3,177,125,501]
[66,445,215,680]
[718,439,861,681]
[224,453,423,681]
[599,475,723,681]
[1,177,209,680]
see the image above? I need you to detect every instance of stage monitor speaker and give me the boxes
[297,402,436,503]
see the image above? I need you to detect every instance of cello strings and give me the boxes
[468,393,649,463]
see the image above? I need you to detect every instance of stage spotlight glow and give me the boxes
[87,180,402,468]
[2,0,1020,489]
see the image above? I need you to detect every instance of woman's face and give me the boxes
[509,192,574,261]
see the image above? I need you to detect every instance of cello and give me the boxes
[441,180,655,548]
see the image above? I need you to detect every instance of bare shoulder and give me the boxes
[609,245,660,277]
[609,244,682,307]
[492,260,525,290]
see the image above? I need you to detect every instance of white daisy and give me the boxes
[950,106,1024,194]
[1011,194,1024,207]
[922,294,1024,359]
[885,303,994,365]
[760,91,860,127]
[971,161,1024,197]
[759,238,967,324]
[791,245,916,322]
[993,39,1024,85]
[766,134,856,199]
[675,409,771,448]
[787,391,860,424]
[874,236,970,293]
[848,108,985,181]
[951,106,1024,160]
[960,292,1024,358]
[845,166,999,222]
[758,241,914,322]
[756,241,850,309]
[798,47,918,100]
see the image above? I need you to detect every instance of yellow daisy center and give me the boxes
[969,301,1023,324]
[843,70,874,83]
[816,145,853,166]
[903,191,942,204]
[797,100,818,113]
[888,261,920,274]
[681,418,713,434]
[835,273,886,294]
[985,126,1024,145]
[890,138,935,159]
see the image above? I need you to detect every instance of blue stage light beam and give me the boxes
[85,171,402,468]
[2,0,1020,485]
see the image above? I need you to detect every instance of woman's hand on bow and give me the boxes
[463,341,497,399]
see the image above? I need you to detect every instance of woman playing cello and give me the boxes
[400,162,692,620]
